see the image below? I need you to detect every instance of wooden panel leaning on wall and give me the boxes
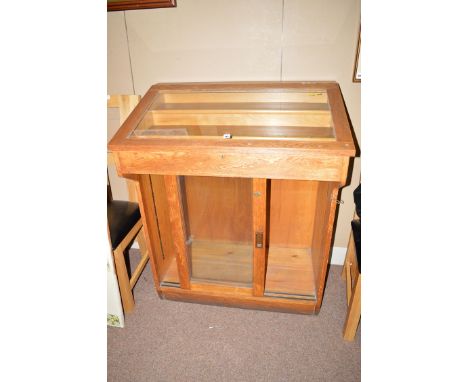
[107,95,147,255]
[107,95,151,313]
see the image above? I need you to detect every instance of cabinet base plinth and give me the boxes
[160,287,319,315]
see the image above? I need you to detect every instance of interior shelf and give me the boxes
[162,244,317,300]
[264,247,316,300]
[160,240,253,287]
[190,240,252,286]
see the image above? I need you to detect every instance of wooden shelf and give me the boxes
[265,247,316,300]
[161,240,253,288]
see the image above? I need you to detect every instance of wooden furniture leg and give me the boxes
[345,261,352,305]
[111,219,146,314]
[113,246,135,314]
[342,231,355,281]
[130,251,149,289]
[343,274,361,341]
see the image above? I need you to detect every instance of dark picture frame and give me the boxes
[107,0,176,12]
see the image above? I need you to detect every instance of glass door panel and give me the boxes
[180,176,253,287]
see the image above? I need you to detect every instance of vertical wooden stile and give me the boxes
[252,178,267,297]
[164,175,191,289]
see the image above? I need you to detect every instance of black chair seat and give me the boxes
[107,200,141,250]
[351,219,361,273]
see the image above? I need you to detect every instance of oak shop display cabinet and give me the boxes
[108,82,355,314]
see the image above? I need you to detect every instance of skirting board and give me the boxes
[330,246,347,265]
[131,242,347,266]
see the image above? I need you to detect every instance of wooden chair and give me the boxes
[107,95,149,314]
[342,184,361,341]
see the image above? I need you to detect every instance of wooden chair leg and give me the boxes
[113,247,135,314]
[343,274,361,341]
[342,231,355,281]
[345,262,352,305]
[130,250,149,289]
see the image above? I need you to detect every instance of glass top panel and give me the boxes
[130,89,335,140]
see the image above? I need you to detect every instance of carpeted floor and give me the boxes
[108,249,360,382]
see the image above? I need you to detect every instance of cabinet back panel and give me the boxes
[183,176,253,243]
[269,179,318,248]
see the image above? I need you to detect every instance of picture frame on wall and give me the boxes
[107,0,176,12]
[353,26,361,83]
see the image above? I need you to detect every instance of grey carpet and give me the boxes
[108,249,360,382]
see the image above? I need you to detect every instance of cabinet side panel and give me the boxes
[311,182,340,309]
[134,175,165,288]
[149,175,178,283]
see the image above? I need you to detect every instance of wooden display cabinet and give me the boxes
[108,82,355,314]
